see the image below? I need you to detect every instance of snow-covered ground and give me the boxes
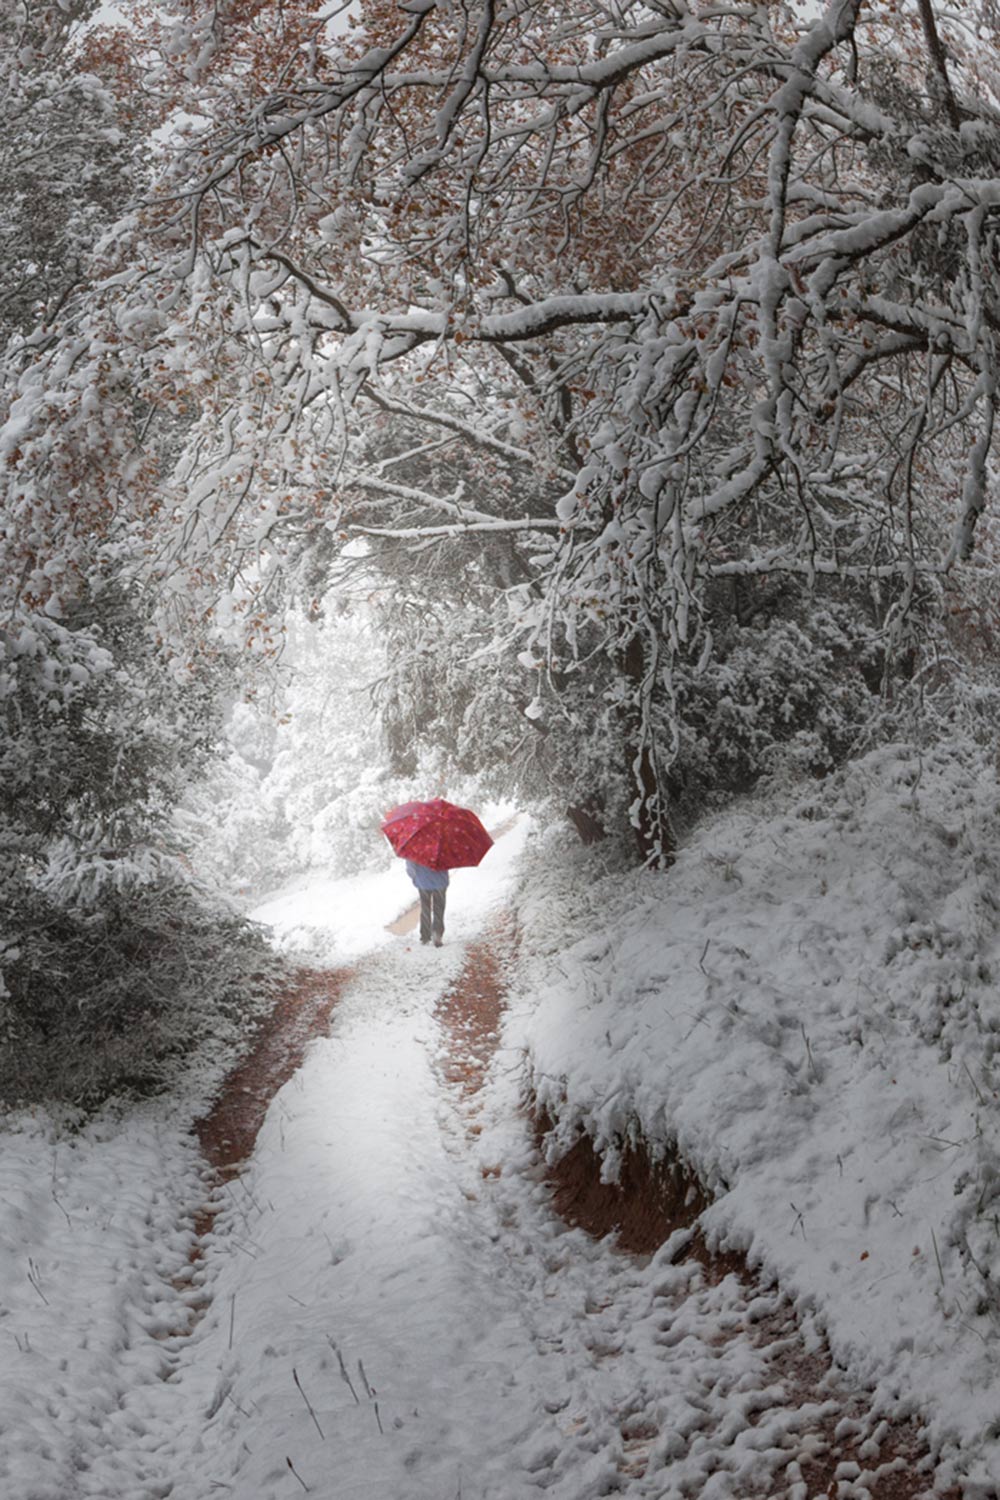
[514,742,1000,1496]
[4,749,1000,1496]
[250,862,410,962]
[0,825,523,1500]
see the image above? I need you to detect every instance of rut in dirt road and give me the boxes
[195,966,351,1179]
[154,967,353,1347]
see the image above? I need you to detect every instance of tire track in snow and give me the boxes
[67,824,520,1499]
[53,967,351,1500]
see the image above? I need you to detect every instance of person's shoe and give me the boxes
[420,937,430,945]
[433,935,443,947]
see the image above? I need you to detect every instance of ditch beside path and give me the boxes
[179,906,959,1499]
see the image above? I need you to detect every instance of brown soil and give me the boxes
[536,1109,710,1255]
[163,966,350,1336]
[435,912,515,1099]
[195,966,350,1178]
[538,1122,958,1500]
[387,901,420,938]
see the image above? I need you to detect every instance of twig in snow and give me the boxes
[963,1061,987,1107]
[800,1023,818,1083]
[50,1153,71,1229]
[327,1338,359,1403]
[292,1368,325,1440]
[931,1228,946,1288]
[235,1178,264,1215]
[358,1358,384,1434]
[922,1134,966,1151]
[222,1180,255,1234]
[287,1293,308,1308]
[958,1318,989,1347]
[789,1203,806,1239]
[228,1292,237,1351]
[698,939,710,974]
[26,1259,49,1306]
[50,1190,72,1230]
[286,1456,310,1493]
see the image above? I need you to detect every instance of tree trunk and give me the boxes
[566,801,605,845]
[621,634,674,867]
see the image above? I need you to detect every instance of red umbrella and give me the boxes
[381,798,493,871]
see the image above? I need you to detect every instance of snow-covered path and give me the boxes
[59,829,869,1498]
[0,812,947,1500]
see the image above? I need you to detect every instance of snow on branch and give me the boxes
[6,0,1000,862]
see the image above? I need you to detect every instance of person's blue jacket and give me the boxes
[405,860,450,892]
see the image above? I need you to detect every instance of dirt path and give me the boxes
[182,890,957,1499]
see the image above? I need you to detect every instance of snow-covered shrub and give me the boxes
[668,602,884,817]
[0,868,278,1107]
[306,772,399,875]
[371,571,895,860]
[0,588,278,1105]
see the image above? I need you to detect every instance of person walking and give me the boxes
[382,799,491,949]
[405,859,449,947]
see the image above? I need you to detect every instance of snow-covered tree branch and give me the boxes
[6,0,1000,862]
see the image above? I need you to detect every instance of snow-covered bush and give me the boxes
[0,587,278,1105]
[668,601,885,816]
[371,572,898,860]
[0,869,278,1107]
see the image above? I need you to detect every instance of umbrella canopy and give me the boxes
[381,798,493,871]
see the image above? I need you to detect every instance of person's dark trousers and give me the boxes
[419,889,446,945]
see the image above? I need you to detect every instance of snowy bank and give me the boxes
[513,742,1000,1493]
